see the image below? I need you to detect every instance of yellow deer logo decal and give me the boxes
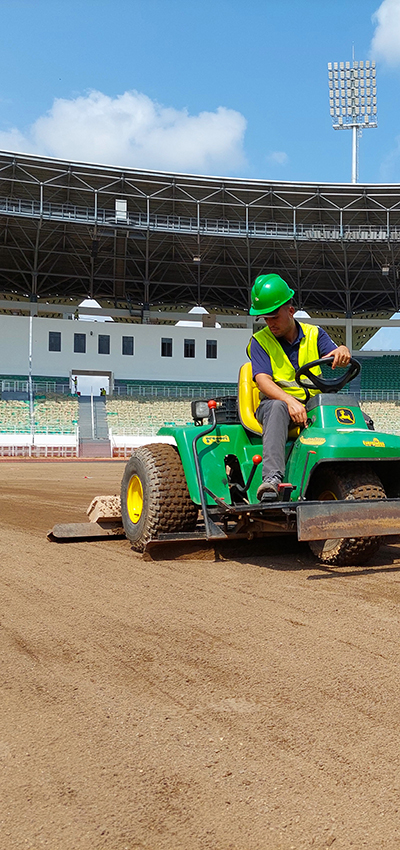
[335,407,356,425]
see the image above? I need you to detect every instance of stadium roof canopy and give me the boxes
[1,149,400,321]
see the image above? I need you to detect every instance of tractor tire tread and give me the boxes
[121,443,198,551]
[308,464,385,566]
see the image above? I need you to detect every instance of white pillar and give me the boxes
[351,125,357,184]
[345,318,353,353]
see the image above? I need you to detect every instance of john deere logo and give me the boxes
[335,407,356,425]
[202,434,230,446]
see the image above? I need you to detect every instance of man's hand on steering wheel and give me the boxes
[295,354,360,393]
[325,345,351,370]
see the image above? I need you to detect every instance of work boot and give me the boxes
[257,476,281,501]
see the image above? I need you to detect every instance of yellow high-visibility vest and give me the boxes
[247,322,321,402]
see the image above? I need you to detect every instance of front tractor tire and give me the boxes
[308,465,385,566]
[120,443,198,552]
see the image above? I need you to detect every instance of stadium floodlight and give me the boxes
[328,59,377,183]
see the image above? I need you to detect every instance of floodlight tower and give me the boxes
[328,60,377,183]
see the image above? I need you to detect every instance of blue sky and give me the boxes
[1,0,399,183]
[2,0,400,347]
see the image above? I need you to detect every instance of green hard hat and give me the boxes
[249,274,295,316]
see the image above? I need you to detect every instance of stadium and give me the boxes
[1,149,400,456]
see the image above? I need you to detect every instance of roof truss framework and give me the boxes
[1,151,400,316]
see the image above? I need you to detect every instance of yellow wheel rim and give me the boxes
[319,490,337,501]
[127,475,143,524]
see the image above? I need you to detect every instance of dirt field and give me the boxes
[2,461,400,849]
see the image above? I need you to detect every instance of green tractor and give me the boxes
[120,357,400,565]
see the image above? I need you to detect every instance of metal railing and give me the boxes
[113,386,400,402]
[0,444,78,457]
[109,423,189,436]
[1,194,399,242]
[359,390,400,401]
[0,424,79,434]
[113,384,237,398]
[2,378,400,402]
[1,380,70,394]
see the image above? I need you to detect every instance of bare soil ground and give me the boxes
[1,461,400,849]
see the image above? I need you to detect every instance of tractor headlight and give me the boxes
[191,399,210,422]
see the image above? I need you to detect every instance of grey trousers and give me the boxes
[255,398,291,482]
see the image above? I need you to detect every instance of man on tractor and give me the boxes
[248,274,351,501]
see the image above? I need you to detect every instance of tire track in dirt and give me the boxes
[2,462,400,848]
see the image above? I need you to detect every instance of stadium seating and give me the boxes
[33,395,79,433]
[106,398,192,435]
[360,401,400,434]
[359,355,400,393]
[0,400,30,432]
[0,395,79,433]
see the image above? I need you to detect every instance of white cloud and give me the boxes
[0,89,247,174]
[371,0,400,65]
[266,150,289,166]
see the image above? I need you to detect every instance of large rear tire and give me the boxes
[308,464,385,566]
[120,443,198,552]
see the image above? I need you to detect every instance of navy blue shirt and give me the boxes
[250,321,336,379]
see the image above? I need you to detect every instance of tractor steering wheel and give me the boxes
[295,356,361,394]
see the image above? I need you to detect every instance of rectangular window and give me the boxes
[74,333,86,354]
[98,334,110,355]
[184,338,195,358]
[122,336,134,356]
[206,339,217,359]
[161,337,173,357]
[49,331,61,352]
